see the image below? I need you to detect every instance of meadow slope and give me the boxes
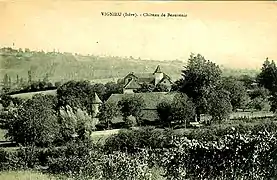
[1,51,259,84]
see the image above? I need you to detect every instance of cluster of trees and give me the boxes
[2,70,59,95]
[0,47,66,56]
[0,83,131,147]
[157,93,195,128]
[57,80,123,104]
[256,58,277,112]
[156,54,274,126]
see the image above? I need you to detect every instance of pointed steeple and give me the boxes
[154,65,162,74]
[153,65,164,85]
[93,92,102,104]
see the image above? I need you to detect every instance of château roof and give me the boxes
[122,65,173,87]
[107,92,178,109]
[153,65,162,74]
[124,79,141,89]
[126,72,155,84]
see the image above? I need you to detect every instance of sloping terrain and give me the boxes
[0,49,259,85]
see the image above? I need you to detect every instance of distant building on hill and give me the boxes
[119,65,173,94]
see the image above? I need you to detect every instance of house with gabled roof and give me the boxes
[121,65,173,94]
[106,92,178,122]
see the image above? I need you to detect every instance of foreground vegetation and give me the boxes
[1,119,277,179]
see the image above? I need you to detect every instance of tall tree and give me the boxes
[157,93,195,128]
[256,58,277,92]
[8,76,12,89]
[221,77,249,111]
[28,70,32,85]
[207,87,232,122]
[98,101,120,129]
[104,82,123,100]
[57,80,95,114]
[2,74,10,93]
[5,94,59,147]
[91,83,106,101]
[171,93,195,127]
[118,95,145,126]
[157,101,173,128]
[179,53,222,121]
[16,74,19,85]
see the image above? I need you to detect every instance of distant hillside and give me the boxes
[0,48,260,85]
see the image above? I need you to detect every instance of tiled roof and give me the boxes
[124,79,141,89]
[122,65,173,88]
[107,92,178,109]
[125,72,171,86]
[132,73,155,83]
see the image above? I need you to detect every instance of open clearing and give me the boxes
[90,129,120,143]
[0,171,64,180]
[0,129,7,141]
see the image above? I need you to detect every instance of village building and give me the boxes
[91,92,103,117]
[106,92,178,123]
[121,65,173,94]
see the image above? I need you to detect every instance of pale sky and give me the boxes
[0,1,277,69]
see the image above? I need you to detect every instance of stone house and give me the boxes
[121,65,173,94]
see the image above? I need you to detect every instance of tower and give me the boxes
[153,65,163,85]
[92,92,102,117]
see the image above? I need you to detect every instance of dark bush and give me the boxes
[0,146,42,171]
[104,127,175,153]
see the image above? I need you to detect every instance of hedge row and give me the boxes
[1,119,277,179]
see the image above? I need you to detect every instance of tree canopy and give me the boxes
[207,88,232,122]
[256,58,277,92]
[5,94,60,147]
[118,95,145,126]
[57,80,95,114]
[98,101,120,129]
[179,53,222,121]
[221,77,249,111]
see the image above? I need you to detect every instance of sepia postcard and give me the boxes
[1,1,277,179]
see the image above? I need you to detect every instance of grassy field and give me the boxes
[0,129,7,141]
[0,171,66,180]
[10,90,57,99]
[90,129,120,143]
